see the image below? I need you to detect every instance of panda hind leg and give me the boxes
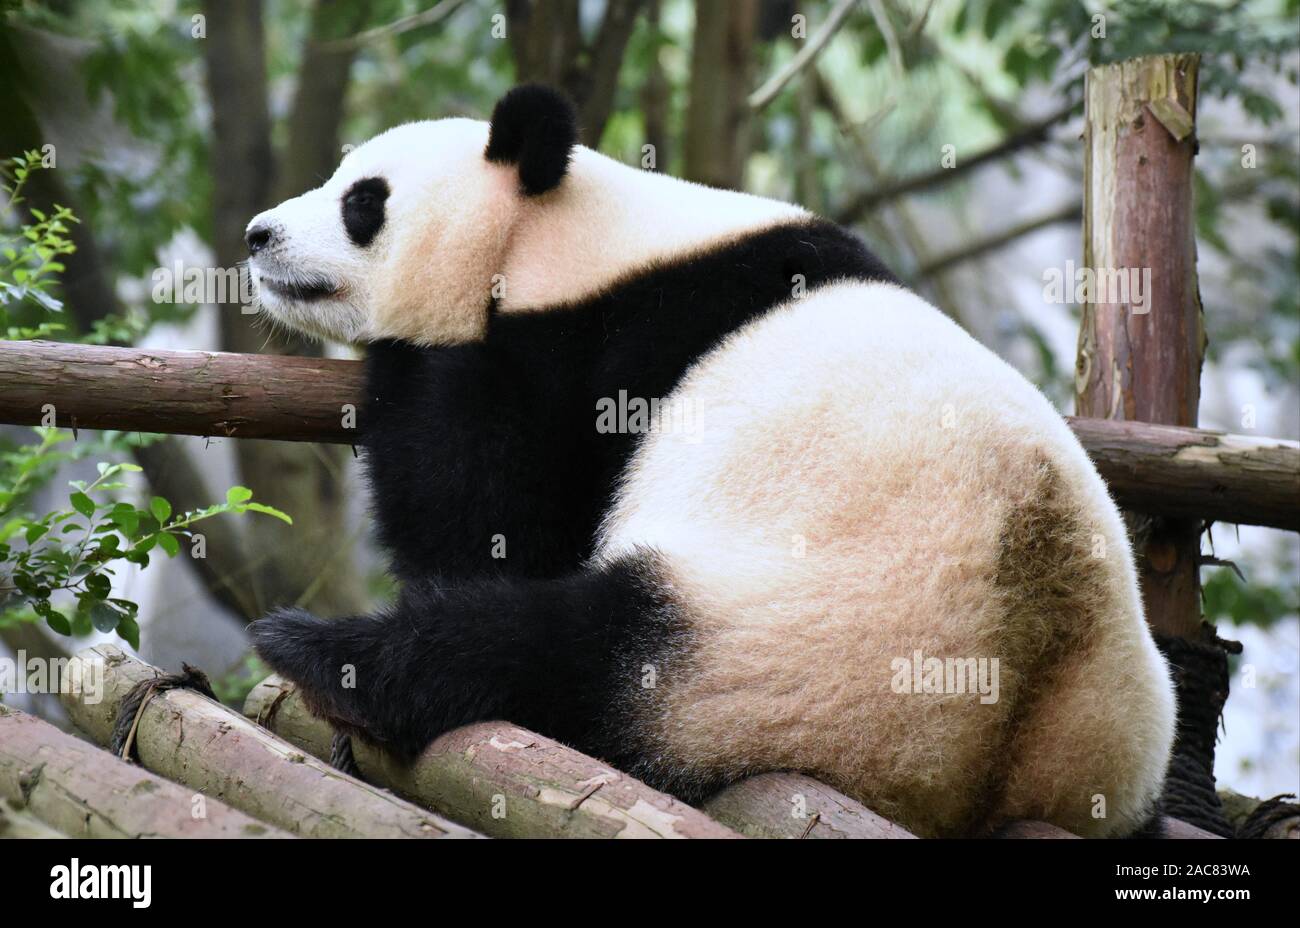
[251,552,684,765]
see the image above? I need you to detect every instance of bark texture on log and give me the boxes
[2,342,1294,529]
[0,340,365,443]
[992,820,1081,839]
[60,646,479,839]
[1067,418,1299,532]
[1159,815,1224,839]
[0,802,68,839]
[244,675,738,838]
[0,705,288,838]
[703,772,916,838]
[1076,53,1206,637]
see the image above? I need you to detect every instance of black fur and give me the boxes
[342,177,390,247]
[252,555,684,766]
[484,84,578,195]
[253,216,895,777]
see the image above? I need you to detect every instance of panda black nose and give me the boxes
[245,224,274,255]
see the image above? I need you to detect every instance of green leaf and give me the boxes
[225,486,254,506]
[70,491,95,519]
[44,610,72,636]
[243,502,293,525]
[117,613,140,650]
[150,496,172,524]
[84,573,112,598]
[110,503,140,536]
[90,602,122,633]
[71,609,94,638]
[156,532,180,557]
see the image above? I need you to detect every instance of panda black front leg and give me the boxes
[251,553,683,764]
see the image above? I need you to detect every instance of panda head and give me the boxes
[245,85,578,345]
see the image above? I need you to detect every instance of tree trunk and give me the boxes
[202,0,366,617]
[61,645,479,839]
[683,0,759,188]
[639,0,670,169]
[1075,54,1205,638]
[0,704,290,838]
[244,675,739,838]
[506,0,644,148]
[578,0,647,144]
[276,0,373,203]
[703,772,916,838]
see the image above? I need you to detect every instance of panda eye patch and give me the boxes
[342,177,390,247]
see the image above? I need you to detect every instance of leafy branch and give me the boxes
[1,457,288,647]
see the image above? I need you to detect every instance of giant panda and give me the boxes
[246,85,1175,838]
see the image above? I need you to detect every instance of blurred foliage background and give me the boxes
[0,0,1297,793]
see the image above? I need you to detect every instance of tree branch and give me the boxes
[833,103,1076,224]
[318,0,465,51]
[61,644,478,838]
[912,203,1079,278]
[579,0,649,144]
[748,0,859,111]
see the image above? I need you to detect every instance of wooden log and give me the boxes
[0,340,1294,529]
[702,772,916,838]
[0,339,365,443]
[0,803,67,839]
[992,820,1081,839]
[1158,815,1224,839]
[1067,418,1299,532]
[60,645,479,839]
[1076,54,1206,636]
[244,675,739,838]
[0,704,289,838]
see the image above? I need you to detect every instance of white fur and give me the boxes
[597,281,1175,837]
[246,119,802,345]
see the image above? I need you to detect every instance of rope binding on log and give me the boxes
[1155,624,1242,838]
[109,663,218,762]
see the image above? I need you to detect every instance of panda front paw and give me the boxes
[250,608,370,734]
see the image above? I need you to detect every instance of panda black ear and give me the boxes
[484,84,578,196]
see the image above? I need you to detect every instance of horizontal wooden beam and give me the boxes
[61,645,480,839]
[244,675,1221,839]
[703,771,916,838]
[1067,417,1299,531]
[2,340,1296,529]
[243,674,739,838]
[0,339,365,443]
[0,704,291,838]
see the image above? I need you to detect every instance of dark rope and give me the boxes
[109,663,218,761]
[329,731,364,780]
[1154,624,1240,838]
[1237,794,1300,839]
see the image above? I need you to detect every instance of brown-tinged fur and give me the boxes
[599,282,1175,838]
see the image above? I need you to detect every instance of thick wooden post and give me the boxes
[1076,54,1205,638]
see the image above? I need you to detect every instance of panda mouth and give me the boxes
[258,273,339,303]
